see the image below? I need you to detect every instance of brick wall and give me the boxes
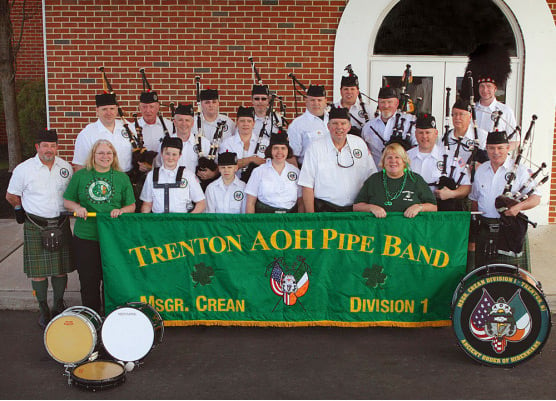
[44,0,346,160]
[0,0,44,145]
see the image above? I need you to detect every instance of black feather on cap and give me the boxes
[174,103,194,116]
[37,129,58,143]
[340,76,358,88]
[486,130,509,145]
[139,91,159,103]
[200,89,219,101]
[378,86,397,99]
[218,151,238,166]
[236,106,255,120]
[328,106,350,121]
[462,43,511,99]
[307,85,326,97]
[161,136,183,151]
[415,114,436,130]
[95,93,117,107]
[251,85,269,96]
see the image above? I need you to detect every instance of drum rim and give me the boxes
[44,312,99,364]
[451,267,552,367]
[70,360,126,390]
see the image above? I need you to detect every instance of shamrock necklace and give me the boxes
[383,169,407,206]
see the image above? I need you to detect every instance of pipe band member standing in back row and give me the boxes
[63,140,135,316]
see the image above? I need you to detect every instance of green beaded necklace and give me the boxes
[383,169,407,206]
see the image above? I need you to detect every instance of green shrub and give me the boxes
[16,79,47,159]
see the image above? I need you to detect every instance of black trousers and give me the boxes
[72,236,104,316]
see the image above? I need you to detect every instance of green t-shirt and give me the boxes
[63,168,135,241]
[354,171,436,213]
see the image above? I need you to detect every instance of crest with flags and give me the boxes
[469,288,531,354]
[268,258,310,307]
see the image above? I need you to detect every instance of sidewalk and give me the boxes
[0,218,554,311]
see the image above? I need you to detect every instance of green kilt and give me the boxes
[23,216,74,278]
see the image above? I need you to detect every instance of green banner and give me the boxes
[97,212,469,327]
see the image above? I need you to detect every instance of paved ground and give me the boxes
[0,310,554,399]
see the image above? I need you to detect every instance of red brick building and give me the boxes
[6,0,556,223]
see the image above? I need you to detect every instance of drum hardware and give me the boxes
[44,302,163,390]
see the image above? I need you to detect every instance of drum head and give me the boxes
[452,267,551,367]
[71,360,125,391]
[44,314,97,364]
[102,306,155,362]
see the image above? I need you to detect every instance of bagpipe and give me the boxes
[386,64,417,151]
[193,76,225,175]
[493,115,549,254]
[249,56,288,131]
[343,64,371,129]
[98,67,157,184]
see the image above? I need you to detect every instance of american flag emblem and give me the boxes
[470,288,532,354]
[268,258,310,308]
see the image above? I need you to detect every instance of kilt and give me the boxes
[474,217,530,271]
[23,215,74,278]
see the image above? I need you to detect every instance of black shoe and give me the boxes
[51,301,67,317]
[38,312,50,330]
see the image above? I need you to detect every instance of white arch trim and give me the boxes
[334,0,556,224]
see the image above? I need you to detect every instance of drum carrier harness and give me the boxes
[152,166,186,213]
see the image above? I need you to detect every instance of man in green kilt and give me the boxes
[6,129,74,328]
[469,131,540,270]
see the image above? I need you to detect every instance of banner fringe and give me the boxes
[163,320,453,328]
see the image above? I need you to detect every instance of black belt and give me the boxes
[26,213,67,228]
[314,198,352,213]
[478,216,500,233]
[255,200,297,214]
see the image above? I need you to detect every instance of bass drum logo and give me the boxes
[451,265,551,367]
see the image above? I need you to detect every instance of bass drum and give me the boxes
[44,306,103,365]
[451,264,551,367]
[101,302,164,362]
[70,360,126,391]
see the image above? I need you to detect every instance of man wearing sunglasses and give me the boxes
[299,107,377,212]
[251,84,280,137]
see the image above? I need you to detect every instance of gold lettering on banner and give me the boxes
[196,295,245,312]
[381,235,450,268]
[350,297,415,313]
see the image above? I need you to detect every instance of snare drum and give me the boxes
[44,306,103,364]
[101,302,164,362]
[452,264,551,367]
[70,360,126,391]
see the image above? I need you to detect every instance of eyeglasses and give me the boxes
[336,144,354,168]
[252,97,268,101]
[95,151,113,156]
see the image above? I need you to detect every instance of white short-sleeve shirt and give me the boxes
[192,113,236,143]
[287,110,330,163]
[245,160,301,209]
[469,157,538,218]
[72,119,134,172]
[140,165,205,213]
[7,155,73,218]
[298,134,377,207]
[475,99,517,134]
[138,116,174,153]
[333,100,370,129]
[205,176,246,214]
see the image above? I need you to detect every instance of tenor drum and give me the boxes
[44,306,103,364]
[70,360,126,391]
[101,302,164,362]
[451,264,551,367]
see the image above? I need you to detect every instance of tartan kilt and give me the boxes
[23,217,74,278]
[475,230,530,272]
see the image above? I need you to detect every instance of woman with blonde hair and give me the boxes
[353,143,437,218]
[64,139,135,315]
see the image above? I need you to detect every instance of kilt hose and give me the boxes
[23,216,74,278]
